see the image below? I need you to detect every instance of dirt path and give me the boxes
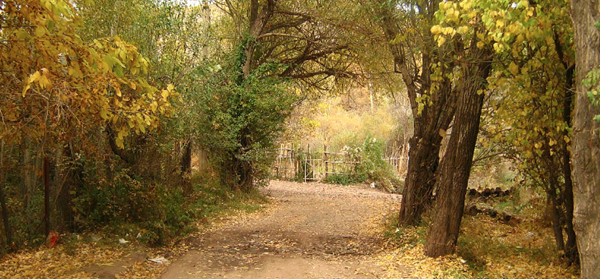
[161,180,409,279]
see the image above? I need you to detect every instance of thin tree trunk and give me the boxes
[549,192,566,252]
[44,156,50,236]
[553,27,579,266]
[424,46,491,257]
[180,138,193,194]
[541,141,568,254]
[0,140,13,249]
[22,138,35,207]
[562,65,578,265]
[570,0,600,276]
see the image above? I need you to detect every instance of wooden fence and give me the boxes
[271,144,408,182]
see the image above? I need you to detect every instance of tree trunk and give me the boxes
[424,46,491,257]
[22,138,37,208]
[570,0,600,277]
[180,138,193,194]
[549,192,566,252]
[553,27,579,265]
[0,140,13,249]
[56,146,74,231]
[43,156,50,237]
[562,65,578,265]
[540,140,569,254]
[378,0,458,225]
[399,132,442,225]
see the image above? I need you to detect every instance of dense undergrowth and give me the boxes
[0,172,268,278]
[0,170,267,256]
[101,172,267,247]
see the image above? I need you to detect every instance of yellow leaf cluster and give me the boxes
[1,0,178,147]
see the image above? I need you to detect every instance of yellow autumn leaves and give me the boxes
[1,0,178,148]
[430,0,534,53]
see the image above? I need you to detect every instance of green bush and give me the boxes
[322,173,359,185]
[193,42,299,191]
[323,136,400,191]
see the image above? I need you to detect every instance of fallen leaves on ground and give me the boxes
[0,242,125,279]
[374,214,580,279]
[0,182,582,279]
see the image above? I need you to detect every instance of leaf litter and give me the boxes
[0,181,582,278]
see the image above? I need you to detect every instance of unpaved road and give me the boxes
[161,180,408,279]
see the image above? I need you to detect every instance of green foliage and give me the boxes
[583,69,600,123]
[323,136,399,190]
[322,173,360,185]
[355,136,393,182]
[69,162,266,246]
[194,44,299,190]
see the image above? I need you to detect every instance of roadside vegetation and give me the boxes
[2,0,600,277]
[0,172,267,278]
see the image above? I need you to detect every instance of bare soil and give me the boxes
[161,180,410,279]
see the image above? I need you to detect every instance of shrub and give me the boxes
[324,136,400,191]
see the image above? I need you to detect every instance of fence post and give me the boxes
[292,143,296,179]
[324,145,328,179]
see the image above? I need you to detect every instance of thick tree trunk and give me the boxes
[570,0,600,277]
[399,130,442,225]
[424,47,491,257]
[378,0,457,225]
[398,83,457,225]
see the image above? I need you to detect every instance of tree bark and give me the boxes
[22,138,37,208]
[180,138,193,194]
[570,0,600,277]
[44,156,50,237]
[424,45,491,257]
[561,65,578,265]
[0,140,13,249]
[553,28,579,265]
[399,128,443,225]
[378,0,458,226]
